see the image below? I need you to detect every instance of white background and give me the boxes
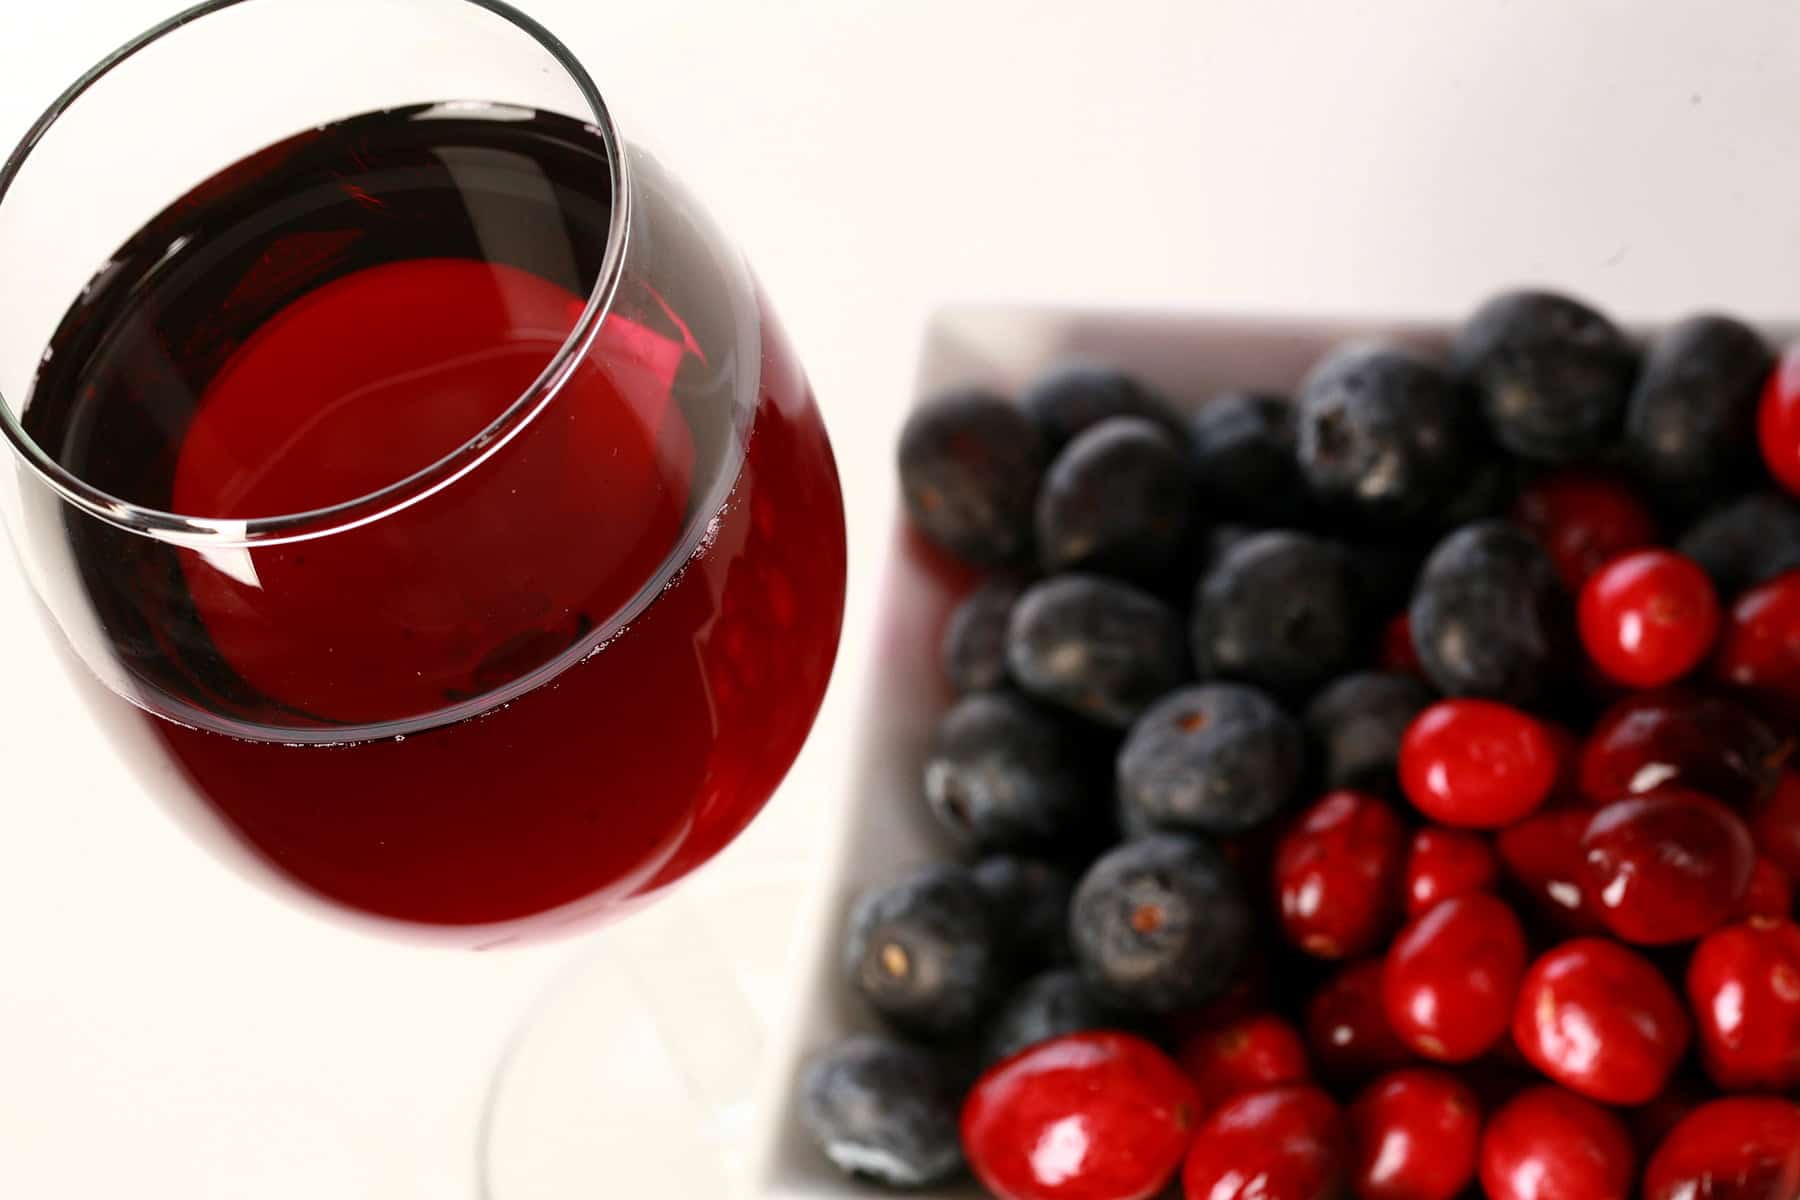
[2,1,1799,1196]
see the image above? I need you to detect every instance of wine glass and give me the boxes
[0,0,844,1189]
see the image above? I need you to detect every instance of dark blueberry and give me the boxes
[1304,671,1436,791]
[1035,416,1198,582]
[1192,530,1363,697]
[979,969,1118,1067]
[1117,683,1303,836]
[798,1034,966,1189]
[1069,832,1254,1012]
[923,692,1089,850]
[1020,360,1186,451]
[972,854,1075,968]
[1409,519,1572,706]
[843,863,1002,1039]
[1676,492,1800,598]
[1189,391,1308,524]
[1452,289,1637,463]
[1626,315,1773,510]
[1296,342,1475,530]
[898,387,1044,567]
[942,577,1024,694]
[1005,574,1188,729]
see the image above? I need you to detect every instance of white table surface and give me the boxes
[2,2,1798,1196]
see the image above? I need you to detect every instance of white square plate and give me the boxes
[749,304,1499,1199]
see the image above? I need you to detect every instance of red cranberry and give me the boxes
[1275,791,1408,960]
[1512,469,1658,591]
[1714,570,1800,718]
[1512,938,1691,1105]
[1758,342,1800,495]
[1644,1096,1800,1200]
[1405,827,1500,917]
[1578,687,1784,810]
[1752,769,1800,881]
[1496,809,1607,933]
[1380,612,1423,676]
[1346,1068,1480,1200]
[1578,550,1721,687]
[1307,960,1415,1080]
[1178,1012,1311,1117]
[1383,894,1528,1063]
[1399,701,1558,829]
[1580,788,1756,945]
[962,1031,1198,1200]
[1478,1085,1635,1200]
[1182,1086,1348,1200]
[1686,916,1800,1090]
[1736,856,1793,921]
[1541,722,1585,806]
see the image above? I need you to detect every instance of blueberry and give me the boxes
[1192,530,1362,697]
[971,854,1075,969]
[799,1035,965,1189]
[923,692,1089,850]
[1036,416,1197,582]
[844,863,1002,1039]
[1020,360,1186,451]
[1296,343,1475,530]
[898,387,1045,567]
[1069,833,1253,1012]
[1626,315,1773,509]
[1189,391,1308,524]
[1452,289,1636,463]
[980,968,1114,1066]
[1117,683,1303,836]
[1409,519,1571,706]
[1676,491,1800,598]
[942,577,1024,694]
[1303,671,1435,790]
[1006,574,1188,729]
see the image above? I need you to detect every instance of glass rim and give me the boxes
[0,0,631,549]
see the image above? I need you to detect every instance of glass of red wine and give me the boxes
[0,0,844,1189]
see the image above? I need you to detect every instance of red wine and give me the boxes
[23,103,845,936]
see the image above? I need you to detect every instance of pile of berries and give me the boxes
[799,291,1800,1200]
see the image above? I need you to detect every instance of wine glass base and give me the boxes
[479,881,784,1198]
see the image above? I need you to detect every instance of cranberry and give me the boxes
[1405,827,1500,917]
[1736,856,1793,921]
[962,1031,1198,1200]
[1541,721,1585,806]
[1512,469,1658,591]
[1580,788,1756,945]
[1752,770,1800,882]
[1275,791,1408,960]
[1497,808,1608,933]
[1578,550,1721,687]
[1379,611,1423,676]
[1182,1086,1348,1200]
[1383,894,1527,1063]
[1512,938,1691,1105]
[1644,1096,1800,1200]
[1714,570,1800,718]
[1758,342,1800,495]
[1307,960,1415,1080]
[1686,916,1800,1090]
[1346,1068,1480,1200]
[1478,1085,1635,1200]
[1399,701,1558,829]
[1178,1012,1311,1117]
[1578,688,1784,811]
